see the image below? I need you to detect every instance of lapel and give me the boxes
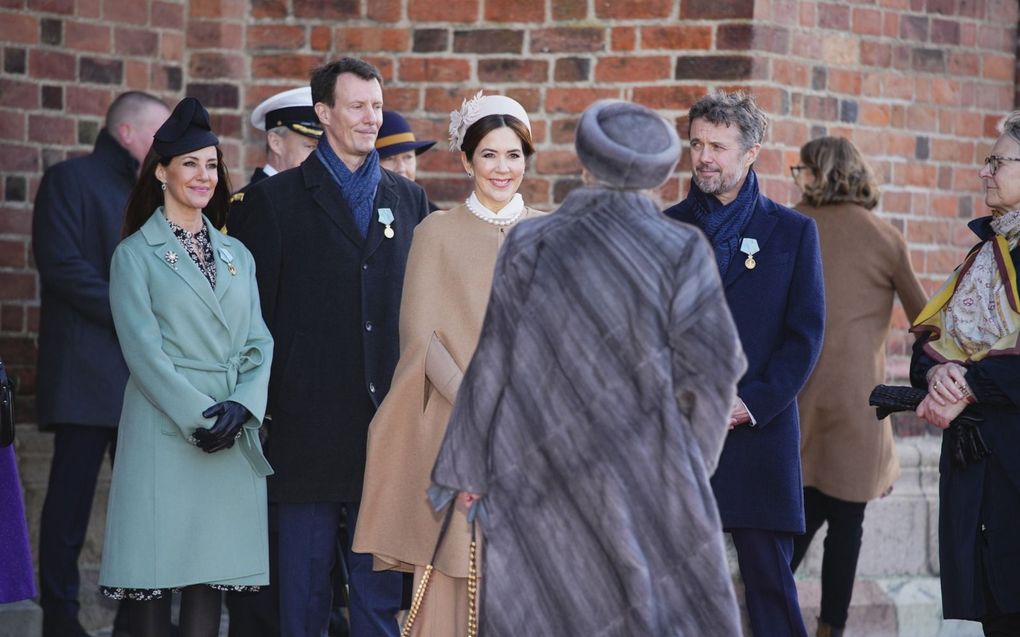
[363,171,401,261]
[140,210,229,329]
[304,156,365,249]
[722,194,779,289]
[207,219,235,303]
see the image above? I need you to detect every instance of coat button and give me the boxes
[369,382,376,393]
[365,321,373,332]
[362,263,368,270]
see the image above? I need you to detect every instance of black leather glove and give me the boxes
[947,419,992,468]
[194,401,250,453]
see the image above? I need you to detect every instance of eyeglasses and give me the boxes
[790,164,808,177]
[983,155,1020,176]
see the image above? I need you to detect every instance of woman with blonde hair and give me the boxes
[354,93,544,636]
[791,136,926,637]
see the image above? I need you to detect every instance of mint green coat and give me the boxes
[99,210,274,590]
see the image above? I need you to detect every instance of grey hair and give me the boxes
[105,91,166,130]
[1001,111,1020,147]
[687,91,768,151]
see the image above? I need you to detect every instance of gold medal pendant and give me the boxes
[383,225,395,239]
[745,255,756,270]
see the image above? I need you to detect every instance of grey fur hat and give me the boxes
[575,100,680,190]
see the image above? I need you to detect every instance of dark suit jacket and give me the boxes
[230,153,430,502]
[665,193,824,533]
[32,129,133,428]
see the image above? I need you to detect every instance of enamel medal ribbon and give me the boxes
[377,208,395,239]
[218,247,237,276]
[741,237,759,270]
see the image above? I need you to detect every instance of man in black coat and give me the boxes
[230,58,429,637]
[32,91,168,637]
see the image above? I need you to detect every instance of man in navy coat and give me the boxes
[664,91,825,637]
[33,91,168,637]
[231,58,430,637]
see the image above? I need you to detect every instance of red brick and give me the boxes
[828,69,861,94]
[65,85,112,116]
[611,27,635,52]
[596,0,671,18]
[477,59,547,83]
[548,118,578,144]
[485,0,543,21]
[29,49,75,81]
[882,12,899,38]
[189,0,246,18]
[101,0,147,23]
[504,88,540,112]
[799,2,816,27]
[189,52,244,79]
[851,8,882,36]
[161,32,183,62]
[0,207,32,234]
[362,56,394,81]
[906,105,937,132]
[0,79,37,110]
[1,304,25,332]
[367,0,400,20]
[595,56,670,82]
[535,150,581,175]
[310,26,330,51]
[552,0,586,19]
[0,273,35,301]
[681,0,752,19]
[554,57,590,82]
[642,25,712,50]
[632,85,707,110]
[64,22,109,52]
[675,55,753,81]
[248,25,304,50]
[25,305,40,333]
[818,3,850,29]
[0,241,26,268]
[125,59,147,88]
[948,51,979,76]
[409,0,477,22]
[771,59,810,87]
[983,54,1014,81]
[0,108,25,142]
[858,102,891,126]
[0,13,37,44]
[336,26,410,52]
[152,1,184,29]
[531,27,605,53]
[453,29,523,54]
[860,41,892,67]
[252,54,321,80]
[546,87,620,113]
[930,18,960,44]
[398,58,470,83]
[28,0,72,13]
[251,0,286,18]
[930,77,961,104]
[187,21,243,49]
[28,113,74,145]
[76,0,99,17]
[115,27,158,56]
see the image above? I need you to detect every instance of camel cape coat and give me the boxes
[355,204,545,577]
[432,188,747,636]
[100,211,273,589]
[796,202,926,502]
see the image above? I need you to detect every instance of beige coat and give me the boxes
[796,202,927,502]
[354,204,545,577]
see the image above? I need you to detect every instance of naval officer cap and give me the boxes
[152,97,219,159]
[251,87,322,139]
[575,100,680,190]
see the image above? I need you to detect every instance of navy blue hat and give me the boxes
[375,111,436,160]
[152,97,219,159]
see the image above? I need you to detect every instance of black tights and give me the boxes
[131,586,222,637]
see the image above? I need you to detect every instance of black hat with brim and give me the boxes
[152,97,219,159]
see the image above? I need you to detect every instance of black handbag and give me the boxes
[0,358,14,447]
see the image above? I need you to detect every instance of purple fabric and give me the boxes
[0,444,37,603]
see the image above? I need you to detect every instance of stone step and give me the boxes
[0,600,42,637]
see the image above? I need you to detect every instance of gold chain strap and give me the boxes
[467,532,478,637]
[400,565,434,637]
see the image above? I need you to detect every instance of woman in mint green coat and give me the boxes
[99,98,273,637]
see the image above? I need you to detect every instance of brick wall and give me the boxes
[1,0,1018,431]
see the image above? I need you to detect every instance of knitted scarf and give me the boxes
[315,136,380,237]
[688,169,760,277]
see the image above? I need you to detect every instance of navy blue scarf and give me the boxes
[689,169,760,277]
[315,136,380,237]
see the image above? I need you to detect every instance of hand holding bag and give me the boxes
[0,358,16,447]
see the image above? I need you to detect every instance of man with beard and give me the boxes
[664,91,825,637]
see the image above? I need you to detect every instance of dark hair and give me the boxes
[799,136,879,209]
[106,91,166,130]
[310,58,383,108]
[460,114,535,161]
[121,147,232,238]
[687,91,768,151]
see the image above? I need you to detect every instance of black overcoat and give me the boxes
[32,129,133,428]
[911,217,1020,620]
[230,153,429,502]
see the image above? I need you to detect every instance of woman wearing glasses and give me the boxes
[789,136,926,637]
[910,112,1020,634]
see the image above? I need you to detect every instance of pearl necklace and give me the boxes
[464,192,525,227]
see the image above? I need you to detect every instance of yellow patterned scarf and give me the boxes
[912,211,1020,363]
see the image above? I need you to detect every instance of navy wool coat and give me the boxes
[32,129,133,429]
[665,193,825,533]
[230,153,430,503]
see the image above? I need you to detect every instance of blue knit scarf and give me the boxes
[315,136,380,237]
[689,169,760,277]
